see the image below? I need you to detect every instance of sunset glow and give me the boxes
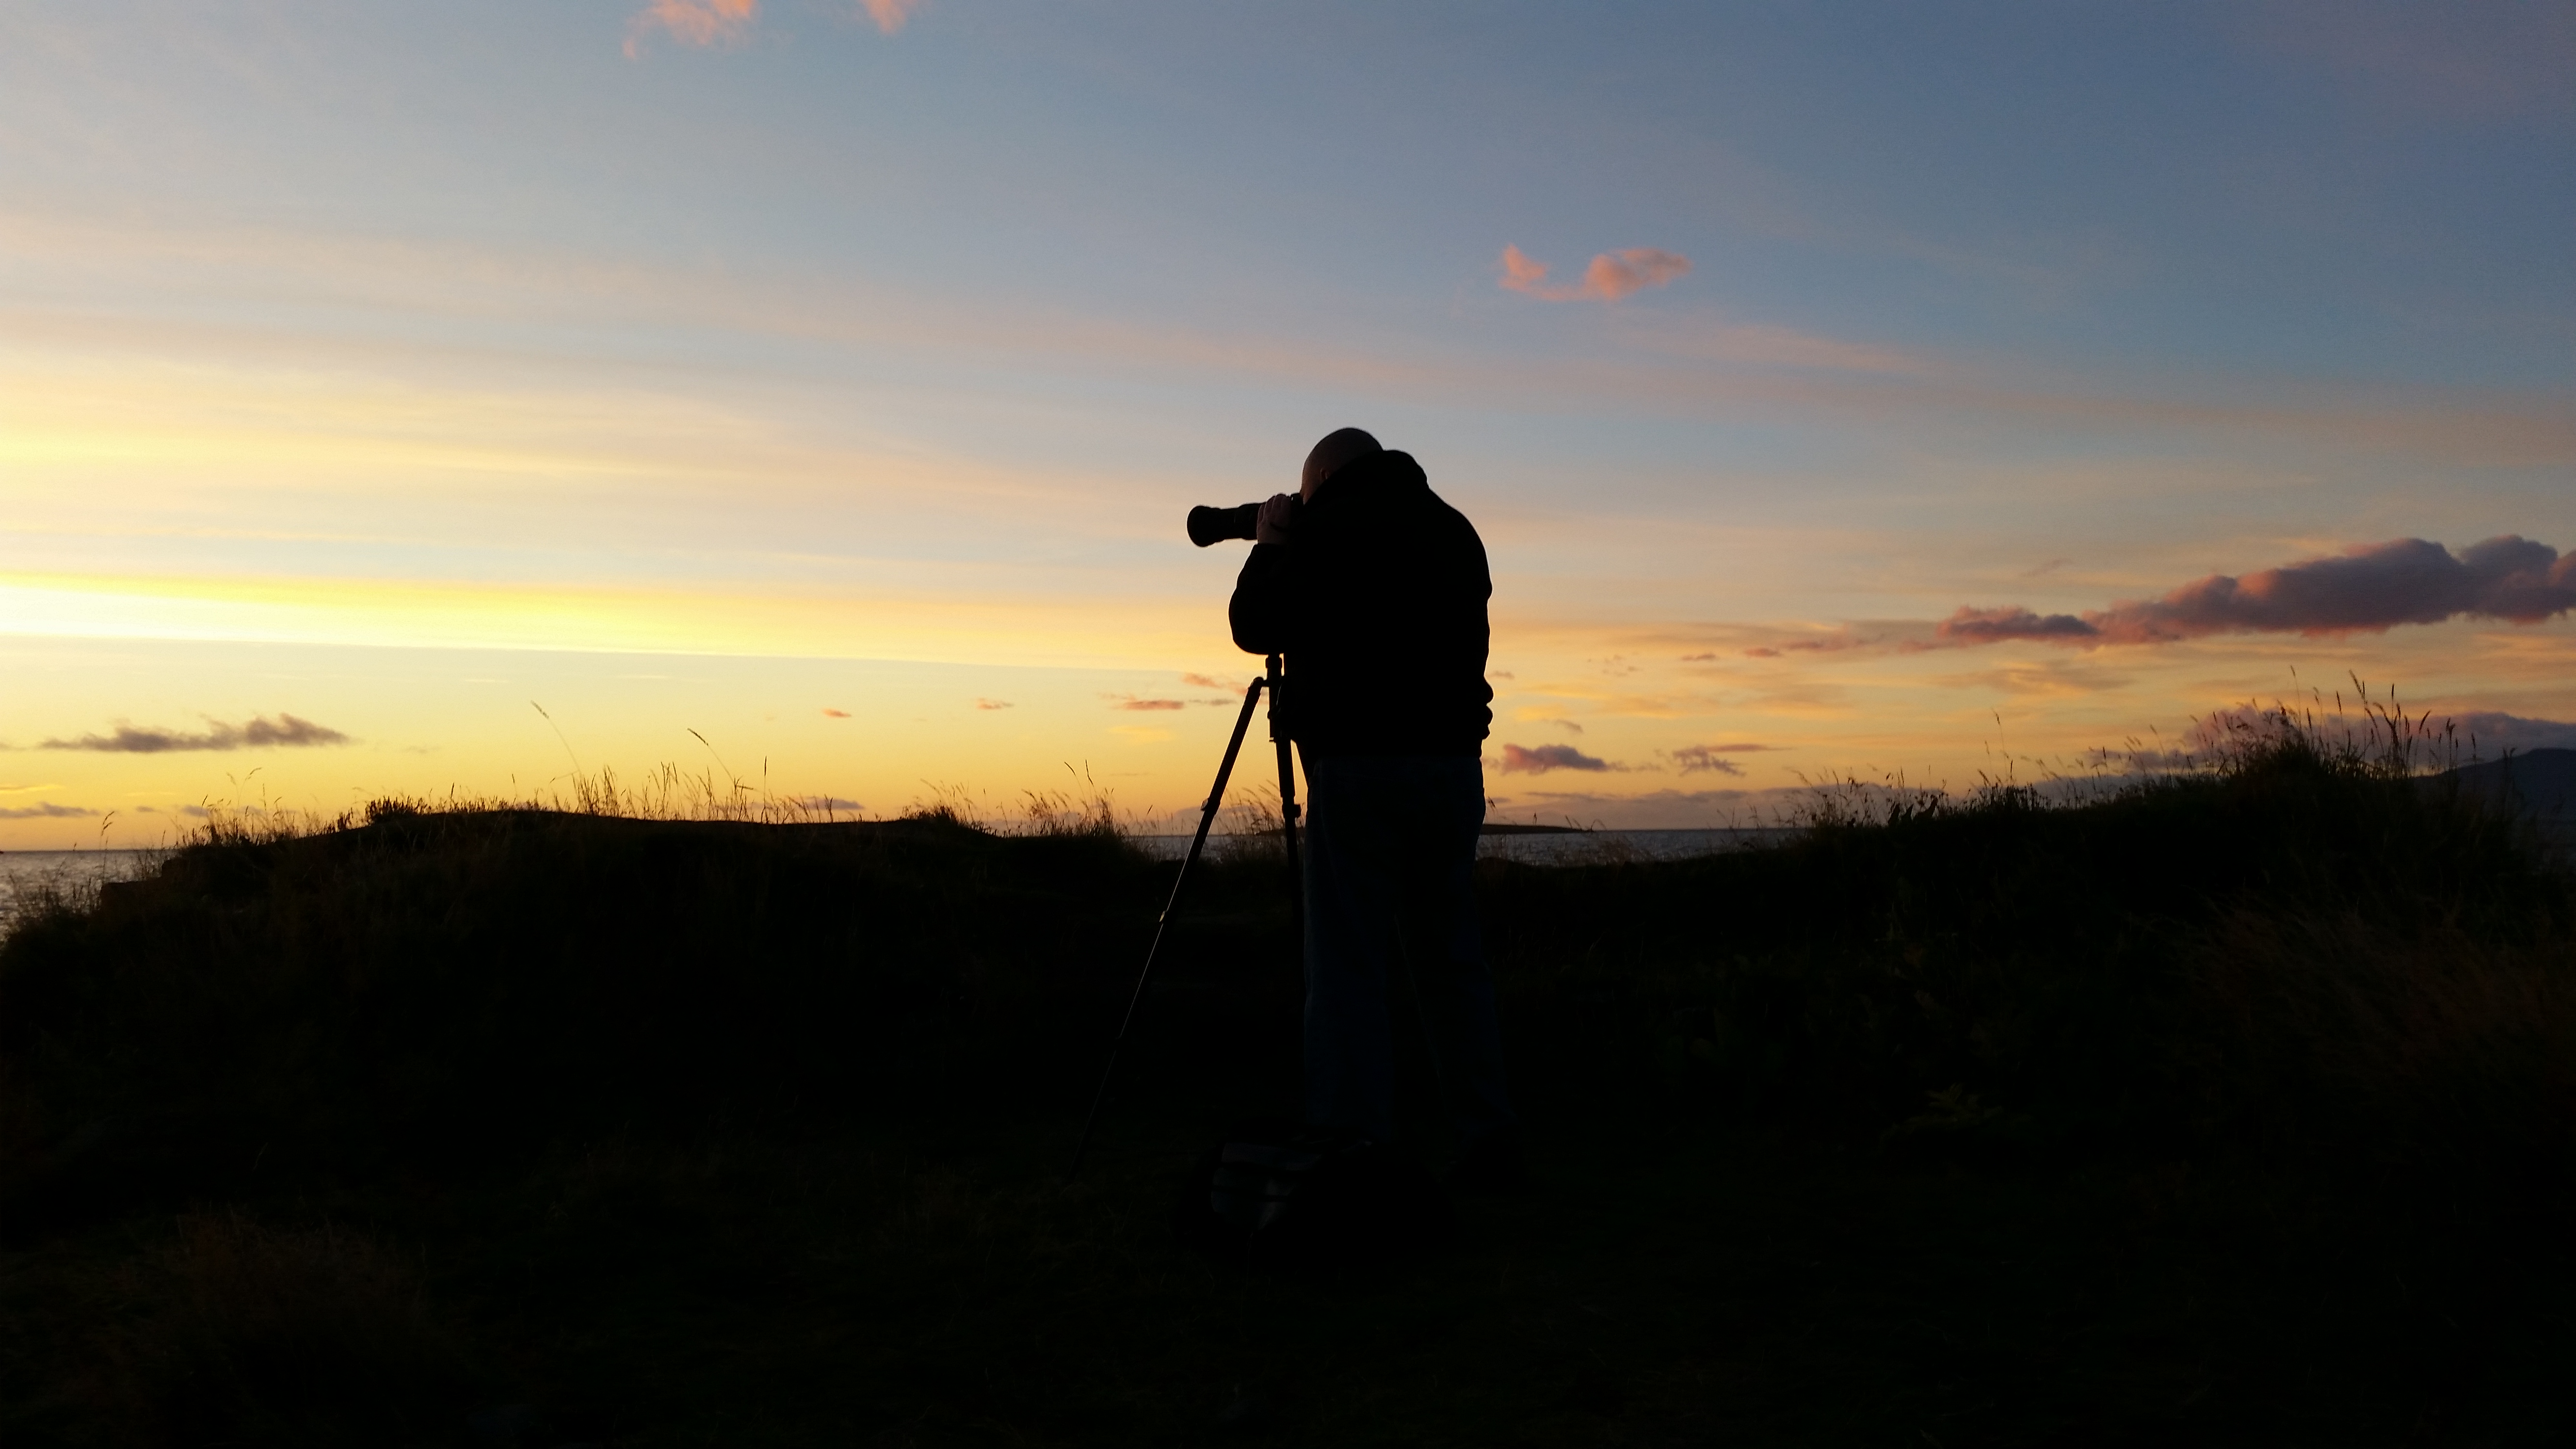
[3,2,2570,846]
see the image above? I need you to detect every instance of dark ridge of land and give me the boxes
[2442,747,2576,828]
[3,745,2573,1448]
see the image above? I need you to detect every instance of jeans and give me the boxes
[1300,753,1515,1150]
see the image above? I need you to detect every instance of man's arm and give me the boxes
[1229,542,1298,655]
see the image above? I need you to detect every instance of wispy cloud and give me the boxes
[1180,672,1240,690]
[1671,753,1742,776]
[20,214,2567,477]
[1498,742,1612,773]
[859,0,920,34]
[2234,0,2576,122]
[38,713,352,754]
[1739,630,1874,659]
[1933,536,2576,649]
[0,802,95,820]
[627,0,758,57]
[626,0,911,55]
[1670,742,1781,775]
[974,698,1014,710]
[1498,245,1692,304]
[790,794,865,812]
[821,708,850,718]
[1106,694,1185,711]
[1511,706,1583,735]
[1614,315,1924,374]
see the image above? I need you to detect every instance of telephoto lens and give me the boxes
[1187,502,1262,547]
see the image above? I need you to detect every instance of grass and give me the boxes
[3,705,2572,1446]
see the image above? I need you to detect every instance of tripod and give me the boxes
[1067,652,1302,1180]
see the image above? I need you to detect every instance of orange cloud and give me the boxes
[860,0,920,33]
[627,0,757,56]
[1498,244,1692,303]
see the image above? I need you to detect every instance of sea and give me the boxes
[0,849,158,936]
[1133,826,1802,865]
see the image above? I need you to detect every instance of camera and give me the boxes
[1186,502,1259,547]
[1187,497,1299,547]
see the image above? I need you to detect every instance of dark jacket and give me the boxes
[1228,451,1493,758]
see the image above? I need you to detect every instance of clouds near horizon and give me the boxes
[0,802,95,820]
[1499,245,1692,303]
[1671,742,1781,775]
[2451,712,2576,755]
[1499,742,1612,773]
[1936,536,2576,649]
[37,714,352,754]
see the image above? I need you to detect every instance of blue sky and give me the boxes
[3,1,2570,843]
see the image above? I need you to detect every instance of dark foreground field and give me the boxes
[5,741,2574,1447]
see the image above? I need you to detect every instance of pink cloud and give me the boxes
[821,708,850,718]
[627,0,757,55]
[1499,742,1611,774]
[1498,244,1692,304]
[860,0,920,33]
[974,698,1013,711]
[626,0,911,54]
[1933,535,2576,649]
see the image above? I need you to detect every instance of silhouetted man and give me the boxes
[1229,428,1518,1186]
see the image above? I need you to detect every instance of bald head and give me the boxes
[1300,427,1383,499]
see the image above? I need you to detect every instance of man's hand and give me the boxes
[1255,492,1300,545]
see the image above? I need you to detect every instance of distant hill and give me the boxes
[2441,748,2576,832]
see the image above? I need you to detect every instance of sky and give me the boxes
[3,0,2572,848]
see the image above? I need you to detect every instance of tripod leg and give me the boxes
[1067,674,1267,1181]
[1266,652,1303,965]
